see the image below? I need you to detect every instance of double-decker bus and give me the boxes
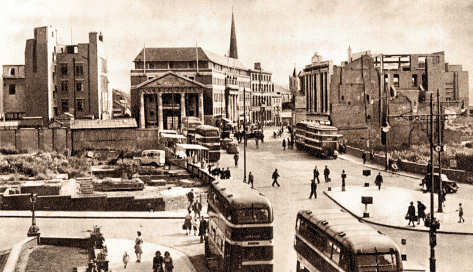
[294,121,343,159]
[294,209,421,272]
[206,180,274,272]
[193,125,221,162]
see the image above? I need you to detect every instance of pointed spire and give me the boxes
[292,67,297,77]
[229,9,238,59]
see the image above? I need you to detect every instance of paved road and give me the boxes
[2,127,473,271]
[218,128,473,272]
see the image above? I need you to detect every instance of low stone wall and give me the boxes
[39,236,91,249]
[346,145,473,184]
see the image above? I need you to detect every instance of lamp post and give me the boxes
[27,193,40,237]
[243,87,247,183]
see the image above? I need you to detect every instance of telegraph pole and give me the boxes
[437,89,443,212]
[243,87,247,183]
[429,92,437,272]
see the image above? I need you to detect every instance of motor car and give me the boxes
[226,141,239,154]
[220,137,233,150]
[134,150,165,167]
[420,173,458,194]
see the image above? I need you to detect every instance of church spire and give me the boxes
[229,9,238,59]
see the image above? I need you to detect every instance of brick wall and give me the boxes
[0,128,67,153]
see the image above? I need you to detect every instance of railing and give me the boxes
[186,163,215,185]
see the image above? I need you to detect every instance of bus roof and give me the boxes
[297,121,338,130]
[298,209,399,254]
[211,180,273,212]
[196,124,219,131]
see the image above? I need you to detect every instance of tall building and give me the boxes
[249,62,274,125]
[299,52,333,123]
[130,13,250,129]
[2,65,26,120]
[23,26,112,124]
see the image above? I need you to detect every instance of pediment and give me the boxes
[141,73,205,88]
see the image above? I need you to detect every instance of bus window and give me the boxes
[234,208,269,224]
[331,243,341,264]
[339,251,350,270]
[356,253,398,272]
[242,246,273,261]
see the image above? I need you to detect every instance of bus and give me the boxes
[294,121,343,159]
[194,125,221,162]
[206,180,274,272]
[294,209,404,272]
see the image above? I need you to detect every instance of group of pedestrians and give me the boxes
[405,201,427,227]
[121,231,174,271]
[184,189,208,243]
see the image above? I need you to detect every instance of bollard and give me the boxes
[364,182,370,187]
[328,186,331,191]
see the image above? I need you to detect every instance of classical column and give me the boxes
[139,90,145,128]
[199,93,204,123]
[158,93,163,131]
[180,93,186,119]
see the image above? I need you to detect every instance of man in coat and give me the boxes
[406,201,416,227]
[324,166,330,183]
[417,201,426,225]
[272,169,280,187]
[248,171,254,188]
[313,166,320,184]
[234,153,239,167]
[309,179,317,199]
[375,172,383,190]
[341,170,347,191]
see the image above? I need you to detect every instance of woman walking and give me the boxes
[153,250,164,272]
[183,211,192,235]
[134,231,143,263]
[163,251,174,272]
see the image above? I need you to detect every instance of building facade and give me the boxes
[299,52,333,123]
[22,26,112,124]
[249,62,275,125]
[131,72,205,130]
[2,65,26,120]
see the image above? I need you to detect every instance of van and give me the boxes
[136,150,165,167]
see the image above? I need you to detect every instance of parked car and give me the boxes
[220,137,233,150]
[420,173,458,194]
[134,150,165,167]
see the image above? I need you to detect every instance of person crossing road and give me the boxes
[309,179,317,199]
[272,169,280,187]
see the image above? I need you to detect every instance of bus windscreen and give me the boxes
[356,253,398,272]
[234,208,270,224]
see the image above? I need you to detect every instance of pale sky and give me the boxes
[1,0,473,102]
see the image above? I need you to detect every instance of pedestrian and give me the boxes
[282,139,286,150]
[225,167,231,179]
[255,137,259,149]
[220,168,226,179]
[163,251,174,272]
[207,164,212,174]
[134,231,143,263]
[153,250,164,272]
[272,169,280,187]
[309,179,317,199]
[193,200,202,218]
[323,165,331,183]
[362,152,367,164]
[374,172,383,190]
[341,170,347,191]
[417,201,426,225]
[234,153,239,167]
[457,203,465,223]
[192,214,198,236]
[313,166,320,184]
[370,149,375,160]
[199,216,208,243]
[405,201,416,227]
[183,211,192,235]
[186,189,194,211]
[122,251,129,269]
[248,171,254,188]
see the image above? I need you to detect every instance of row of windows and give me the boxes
[57,81,84,92]
[59,63,84,76]
[59,99,86,113]
[251,83,274,93]
[251,73,271,82]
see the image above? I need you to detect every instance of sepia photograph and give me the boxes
[0,0,472,271]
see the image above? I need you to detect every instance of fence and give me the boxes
[0,128,160,154]
[346,145,473,184]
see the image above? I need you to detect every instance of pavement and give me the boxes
[105,238,196,272]
[335,153,473,234]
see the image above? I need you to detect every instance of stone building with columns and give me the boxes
[131,72,205,130]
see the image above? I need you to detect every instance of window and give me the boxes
[75,64,83,76]
[76,99,85,112]
[356,253,397,272]
[60,64,68,76]
[76,81,83,92]
[10,68,15,76]
[61,99,69,113]
[61,81,68,92]
[393,74,399,87]
[9,84,16,95]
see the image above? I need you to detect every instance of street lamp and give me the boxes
[27,193,40,237]
[243,87,247,183]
